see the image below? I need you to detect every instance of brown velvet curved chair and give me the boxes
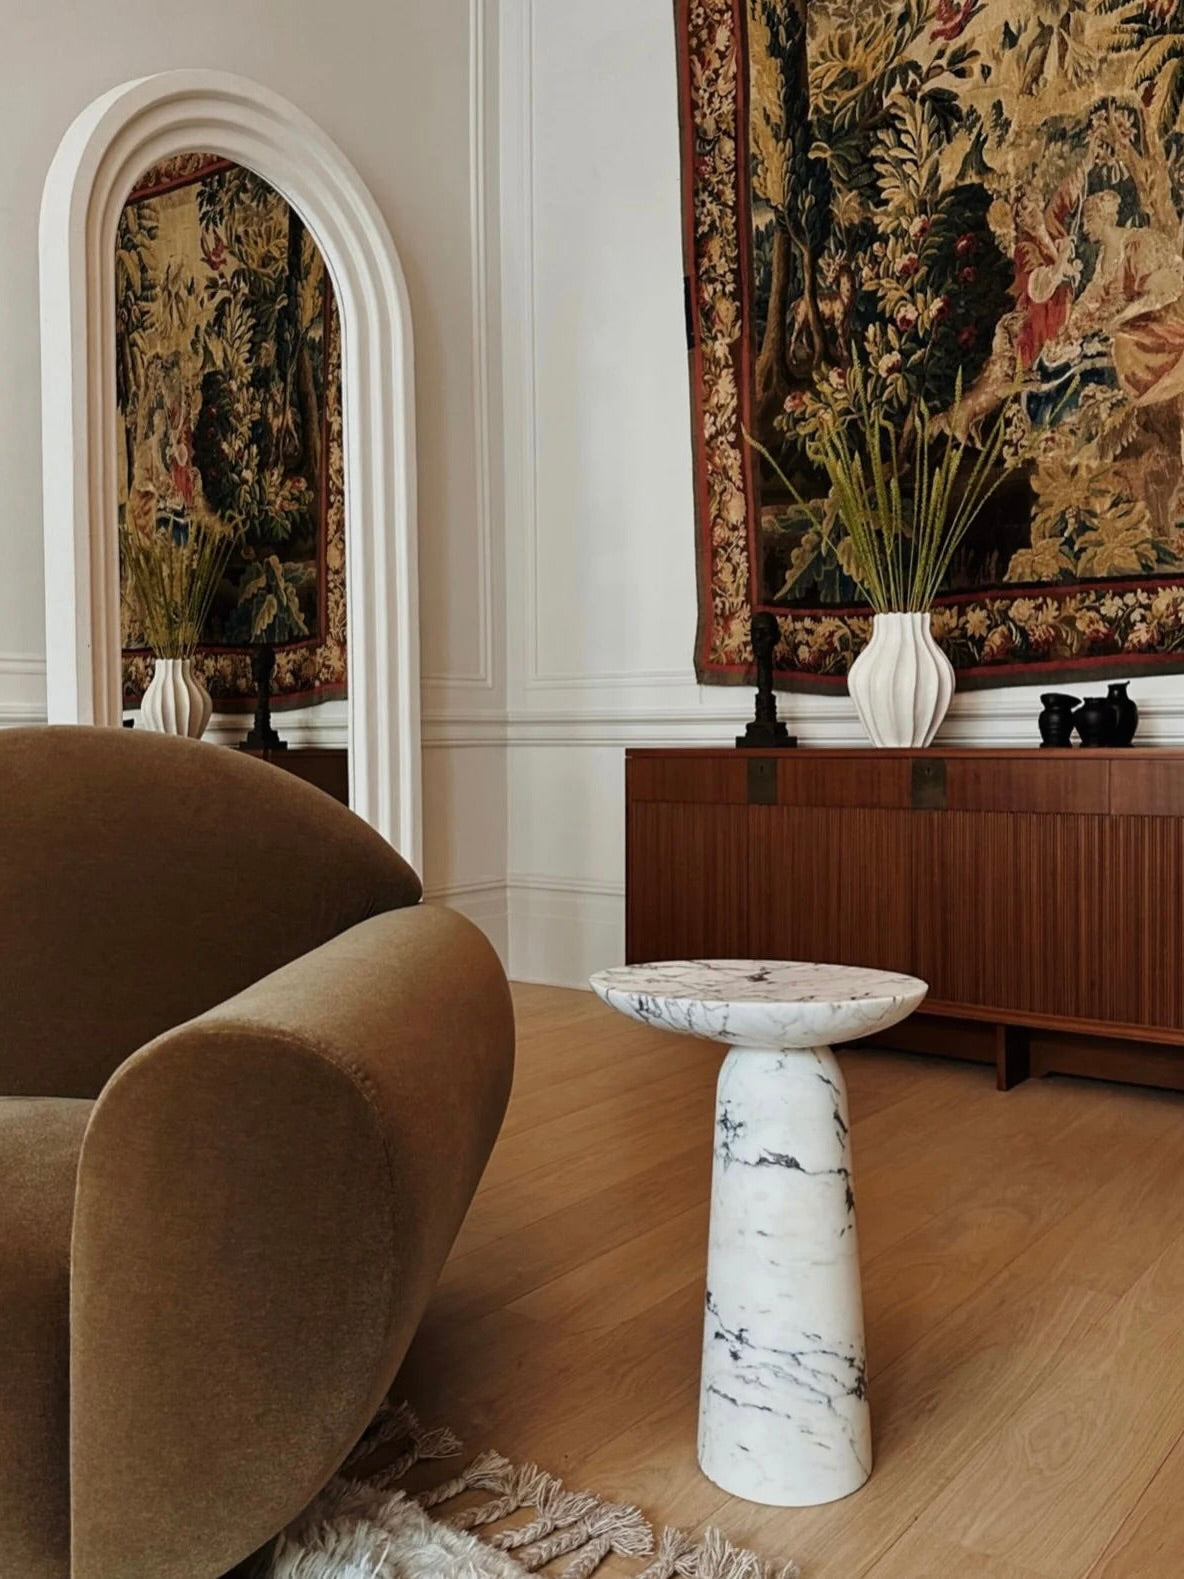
[0,726,514,1579]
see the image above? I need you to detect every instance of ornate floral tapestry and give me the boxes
[117,153,345,710]
[679,0,1184,688]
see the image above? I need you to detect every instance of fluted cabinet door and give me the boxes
[1096,814,1184,1031]
[626,801,751,963]
[910,811,1107,1019]
[747,806,916,976]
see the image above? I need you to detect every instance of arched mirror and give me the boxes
[41,72,420,859]
[116,153,347,790]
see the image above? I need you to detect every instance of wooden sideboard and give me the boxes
[239,746,350,807]
[626,748,1184,1092]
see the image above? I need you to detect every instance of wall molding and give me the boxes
[423,876,508,901]
[490,0,540,695]
[0,704,48,727]
[422,0,497,693]
[422,699,1035,749]
[38,69,422,864]
[508,872,623,899]
[15,686,1184,748]
[0,652,48,727]
[426,684,1184,750]
[509,0,542,691]
[0,653,48,677]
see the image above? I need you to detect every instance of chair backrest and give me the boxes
[0,727,422,1097]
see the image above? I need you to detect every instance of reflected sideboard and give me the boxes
[625,748,1184,1092]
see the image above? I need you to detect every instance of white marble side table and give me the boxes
[589,959,927,1509]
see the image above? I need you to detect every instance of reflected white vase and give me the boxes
[139,657,213,740]
[847,611,955,748]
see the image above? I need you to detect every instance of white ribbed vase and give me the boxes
[847,611,955,748]
[139,657,213,740]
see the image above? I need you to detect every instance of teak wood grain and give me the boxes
[625,748,1184,1091]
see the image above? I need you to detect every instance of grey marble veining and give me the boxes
[590,959,927,1050]
[590,959,928,1508]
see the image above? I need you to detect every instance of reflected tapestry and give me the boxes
[117,153,346,709]
[678,0,1184,687]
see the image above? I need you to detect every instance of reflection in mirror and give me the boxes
[116,152,346,765]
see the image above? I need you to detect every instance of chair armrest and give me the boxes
[69,905,513,1579]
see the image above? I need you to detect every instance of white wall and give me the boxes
[495,0,1184,986]
[1,0,507,959]
[18,0,1184,988]
[499,0,700,985]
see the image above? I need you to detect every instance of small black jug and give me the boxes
[1038,693,1079,748]
[1106,681,1138,747]
[1075,695,1119,748]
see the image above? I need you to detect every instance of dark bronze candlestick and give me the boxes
[736,611,797,748]
[238,643,287,751]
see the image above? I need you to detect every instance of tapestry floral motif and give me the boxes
[680,0,1184,687]
[118,155,346,709]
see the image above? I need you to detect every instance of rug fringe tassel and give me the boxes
[431,1460,653,1577]
[449,1461,555,1530]
[326,1403,799,1579]
[636,1525,699,1578]
[341,1400,416,1472]
[370,1421,463,1487]
[417,1449,519,1512]
[342,1399,463,1484]
[635,1525,801,1579]
[488,1474,598,1550]
[517,1499,653,1576]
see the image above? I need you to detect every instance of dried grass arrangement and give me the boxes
[120,520,237,658]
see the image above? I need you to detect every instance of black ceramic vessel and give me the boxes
[1075,695,1119,748]
[1106,681,1139,747]
[1038,693,1079,748]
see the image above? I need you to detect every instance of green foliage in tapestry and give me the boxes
[742,0,1184,669]
[115,157,335,672]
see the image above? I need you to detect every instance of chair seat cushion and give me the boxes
[0,1098,92,1579]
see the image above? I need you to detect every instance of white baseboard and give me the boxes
[422,875,622,986]
[506,874,624,988]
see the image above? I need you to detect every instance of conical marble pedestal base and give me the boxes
[699,1043,868,1506]
[590,958,928,1509]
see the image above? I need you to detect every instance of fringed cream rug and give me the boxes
[264,1402,800,1579]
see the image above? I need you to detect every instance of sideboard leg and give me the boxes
[996,1025,1031,1092]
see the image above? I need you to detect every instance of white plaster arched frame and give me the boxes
[39,69,422,866]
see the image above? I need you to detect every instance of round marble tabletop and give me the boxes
[590,959,928,1049]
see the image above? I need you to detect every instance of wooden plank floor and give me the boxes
[396,983,1184,1578]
